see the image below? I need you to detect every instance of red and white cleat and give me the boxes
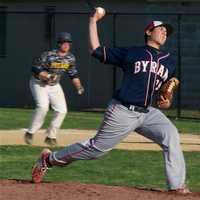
[32,148,52,183]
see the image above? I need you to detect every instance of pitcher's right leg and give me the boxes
[136,107,187,192]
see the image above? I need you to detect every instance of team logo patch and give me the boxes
[49,62,70,69]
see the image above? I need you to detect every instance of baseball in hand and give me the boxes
[96,7,105,15]
[95,7,106,19]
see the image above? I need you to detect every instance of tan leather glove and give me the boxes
[157,77,180,109]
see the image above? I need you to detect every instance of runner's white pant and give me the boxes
[27,77,67,139]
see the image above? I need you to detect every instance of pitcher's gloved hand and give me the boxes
[157,77,180,109]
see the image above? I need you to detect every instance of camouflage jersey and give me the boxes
[31,49,79,85]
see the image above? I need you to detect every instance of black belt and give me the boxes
[116,100,149,113]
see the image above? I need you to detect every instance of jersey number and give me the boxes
[155,79,162,91]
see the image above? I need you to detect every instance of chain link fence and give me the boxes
[0,9,199,119]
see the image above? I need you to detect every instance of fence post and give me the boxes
[0,6,7,58]
[112,13,117,95]
[177,14,182,119]
[45,6,55,49]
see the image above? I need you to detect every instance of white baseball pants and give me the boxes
[27,77,67,139]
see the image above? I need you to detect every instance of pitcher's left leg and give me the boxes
[49,99,143,166]
[136,107,186,190]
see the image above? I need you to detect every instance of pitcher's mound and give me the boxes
[0,180,199,200]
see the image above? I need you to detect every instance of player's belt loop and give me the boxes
[133,106,149,113]
[127,105,149,113]
[113,97,149,113]
[118,100,149,113]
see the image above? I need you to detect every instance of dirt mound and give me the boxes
[0,180,199,200]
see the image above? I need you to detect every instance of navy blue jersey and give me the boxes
[92,45,175,107]
[32,49,79,85]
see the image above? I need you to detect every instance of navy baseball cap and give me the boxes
[57,32,72,43]
[144,21,173,36]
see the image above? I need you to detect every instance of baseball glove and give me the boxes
[38,71,59,85]
[157,77,180,109]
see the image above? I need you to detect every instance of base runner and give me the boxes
[25,32,84,146]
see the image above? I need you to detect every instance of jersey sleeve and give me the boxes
[91,46,128,67]
[67,54,79,79]
[31,52,48,75]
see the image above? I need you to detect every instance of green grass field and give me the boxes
[0,108,199,133]
[0,108,199,191]
[0,108,103,130]
[0,146,200,191]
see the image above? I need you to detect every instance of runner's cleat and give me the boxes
[44,137,57,146]
[24,132,33,145]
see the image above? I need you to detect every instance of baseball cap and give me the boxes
[57,32,72,43]
[144,21,173,36]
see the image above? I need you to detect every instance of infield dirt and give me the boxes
[0,180,200,200]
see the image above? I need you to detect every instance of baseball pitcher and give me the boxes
[31,8,190,194]
[25,32,84,146]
